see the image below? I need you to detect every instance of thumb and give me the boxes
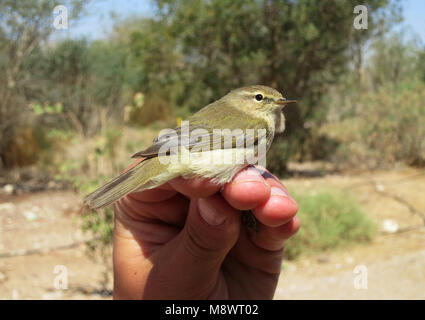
[172,194,240,296]
[183,194,241,260]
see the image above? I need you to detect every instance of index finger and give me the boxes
[221,166,271,210]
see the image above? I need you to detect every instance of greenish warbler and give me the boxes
[84,85,295,209]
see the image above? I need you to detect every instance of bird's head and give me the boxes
[222,85,295,133]
[225,85,296,115]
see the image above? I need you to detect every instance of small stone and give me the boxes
[382,219,398,233]
[23,210,38,221]
[376,183,385,192]
[3,184,14,195]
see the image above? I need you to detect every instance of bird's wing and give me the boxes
[131,101,271,158]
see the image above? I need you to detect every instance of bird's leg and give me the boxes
[241,210,258,237]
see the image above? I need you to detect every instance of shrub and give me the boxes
[284,189,376,259]
[320,81,425,168]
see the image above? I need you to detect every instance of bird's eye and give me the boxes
[255,94,263,101]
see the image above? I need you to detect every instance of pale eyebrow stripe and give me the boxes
[240,90,266,97]
[238,90,255,95]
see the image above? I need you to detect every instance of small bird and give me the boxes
[84,85,295,209]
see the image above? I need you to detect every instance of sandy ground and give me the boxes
[0,167,424,300]
[0,191,111,300]
[276,166,425,299]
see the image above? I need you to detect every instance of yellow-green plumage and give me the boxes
[84,157,171,209]
[84,85,295,209]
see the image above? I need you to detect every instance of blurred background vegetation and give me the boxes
[1,0,424,262]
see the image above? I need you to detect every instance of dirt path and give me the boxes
[0,191,111,299]
[0,167,424,299]
[276,166,425,299]
[276,248,425,299]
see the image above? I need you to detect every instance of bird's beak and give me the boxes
[276,98,297,106]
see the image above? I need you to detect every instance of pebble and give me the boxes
[375,183,385,192]
[382,219,399,233]
[3,184,14,195]
[23,210,38,221]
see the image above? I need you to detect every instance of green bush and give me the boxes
[320,81,425,168]
[284,189,376,259]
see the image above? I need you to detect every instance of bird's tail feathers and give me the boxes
[84,158,173,210]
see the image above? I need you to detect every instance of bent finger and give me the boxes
[221,166,271,210]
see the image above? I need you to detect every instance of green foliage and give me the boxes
[321,81,425,168]
[120,0,396,174]
[0,0,86,167]
[266,138,292,176]
[81,205,114,290]
[366,31,422,90]
[36,38,132,135]
[30,102,63,115]
[2,0,421,263]
[312,27,425,169]
[419,50,425,82]
[1,0,410,172]
[284,189,376,259]
[82,207,114,250]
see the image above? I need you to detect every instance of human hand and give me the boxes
[113,166,299,299]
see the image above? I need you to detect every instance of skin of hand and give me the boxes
[113,166,300,300]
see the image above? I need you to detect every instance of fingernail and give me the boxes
[198,198,226,226]
[271,187,298,206]
[271,187,289,198]
[232,167,267,185]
